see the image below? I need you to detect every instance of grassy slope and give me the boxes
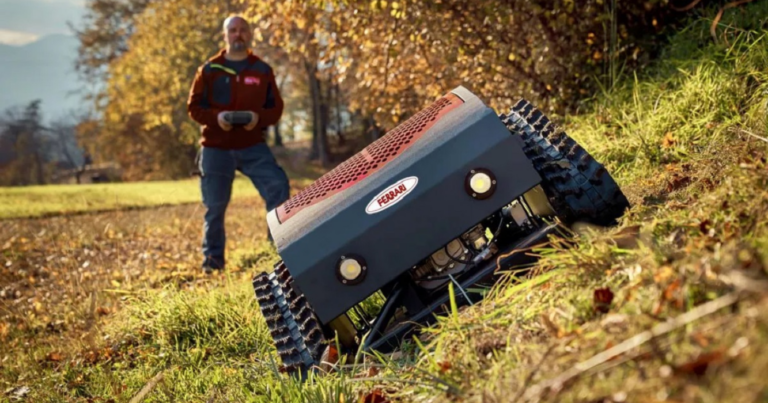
[2,5,768,402]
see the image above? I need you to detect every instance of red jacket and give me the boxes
[187,49,284,149]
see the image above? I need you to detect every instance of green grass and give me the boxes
[0,161,321,220]
[0,177,258,219]
[2,4,768,402]
[0,146,323,220]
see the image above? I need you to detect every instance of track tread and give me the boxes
[253,262,327,375]
[503,100,630,226]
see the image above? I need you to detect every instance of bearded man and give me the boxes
[187,15,289,274]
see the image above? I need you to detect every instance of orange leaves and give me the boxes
[653,265,675,284]
[593,287,614,314]
[45,352,65,363]
[662,132,677,149]
[359,389,389,403]
[665,164,692,192]
[674,349,726,377]
[653,278,684,316]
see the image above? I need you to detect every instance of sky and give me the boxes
[0,0,85,45]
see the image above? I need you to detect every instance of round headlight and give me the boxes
[469,172,492,194]
[464,168,497,200]
[336,254,367,285]
[339,258,362,281]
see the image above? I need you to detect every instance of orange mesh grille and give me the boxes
[276,93,463,223]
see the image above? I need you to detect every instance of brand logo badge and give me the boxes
[365,176,418,215]
[245,76,260,85]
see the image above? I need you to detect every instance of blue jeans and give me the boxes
[198,143,290,268]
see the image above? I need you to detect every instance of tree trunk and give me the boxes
[319,79,331,167]
[367,116,382,142]
[334,82,345,146]
[306,61,329,166]
[273,123,283,147]
[32,148,45,185]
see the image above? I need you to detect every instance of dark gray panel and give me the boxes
[275,87,542,323]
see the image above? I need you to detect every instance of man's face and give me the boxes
[224,17,252,52]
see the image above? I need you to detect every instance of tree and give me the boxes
[72,0,680,179]
[0,100,51,186]
[72,0,154,88]
[83,0,244,180]
[48,116,86,183]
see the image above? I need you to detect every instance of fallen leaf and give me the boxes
[540,313,561,337]
[664,279,682,301]
[365,390,389,403]
[675,350,725,376]
[666,173,692,192]
[46,352,64,362]
[691,332,710,348]
[613,225,641,249]
[593,288,614,313]
[699,220,712,235]
[5,386,30,399]
[655,278,683,314]
[654,266,675,283]
[662,132,677,148]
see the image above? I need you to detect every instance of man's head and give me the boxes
[223,15,252,53]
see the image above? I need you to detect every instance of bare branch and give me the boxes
[524,292,742,401]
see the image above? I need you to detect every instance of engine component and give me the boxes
[463,225,488,251]
[503,200,531,227]
[410,238,471,289]
[431,239,466,270]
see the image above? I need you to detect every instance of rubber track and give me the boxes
[502,99,630,226]
[253,261,326,375]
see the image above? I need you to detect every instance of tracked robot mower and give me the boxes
[253,86,630,376]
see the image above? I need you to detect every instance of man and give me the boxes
[187,15,290,274]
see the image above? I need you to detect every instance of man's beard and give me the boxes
[231,41,247,51]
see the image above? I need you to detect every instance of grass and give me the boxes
[0,178,255,219]
[0,147,322,220]
[2,4,768,402]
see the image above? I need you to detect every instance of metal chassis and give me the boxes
[353,222,559,354]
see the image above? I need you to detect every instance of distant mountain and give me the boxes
[0,34,85,122]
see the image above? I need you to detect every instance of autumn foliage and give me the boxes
[74,0,679,180]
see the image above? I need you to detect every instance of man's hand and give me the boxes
[244,111,260,131]
[217,111,233,131]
